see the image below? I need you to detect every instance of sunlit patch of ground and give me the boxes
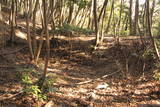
[0,32,160,106]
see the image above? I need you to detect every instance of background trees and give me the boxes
[1,0,160,39]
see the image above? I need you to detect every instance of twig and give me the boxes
[76,70,121,85]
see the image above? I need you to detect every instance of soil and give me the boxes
[0,34,160,107]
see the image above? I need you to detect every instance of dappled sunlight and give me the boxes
[15,29,27,40]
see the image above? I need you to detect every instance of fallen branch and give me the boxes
[0,91,23,101]
[76,70,121,85]
[0,46,27,56]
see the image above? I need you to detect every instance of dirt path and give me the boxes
[0,36,160,107]
[43,37,160,107]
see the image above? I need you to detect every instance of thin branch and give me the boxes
[76,70,121,85]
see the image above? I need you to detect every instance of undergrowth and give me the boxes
[17,67,57,101]
[52,23,94,36]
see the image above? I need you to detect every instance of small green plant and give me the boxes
[23,85,47,100]
[19,67,58,100]
[22,73,33,85]
[154,69,160,81]
[142,48,155,60]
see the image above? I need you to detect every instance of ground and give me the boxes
[0,33,160,107]
[0,3,160,107]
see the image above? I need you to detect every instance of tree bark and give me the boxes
[98,0,108,23]
[10,0,16,46]
[38,0,50,88]
[93,0,99,47]
[146,0,160,61]
[32,0,39,57]
[26,0,34,60]
[129,0,133,35]
[133,0,139,35]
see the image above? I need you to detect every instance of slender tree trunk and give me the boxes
[150,0,156,27]
[67,1,74,24]
[38,0,50,88]
[93,0,99,47]
[0,2,2,20]
[88,0,94,29]
[98,0,108,23]
[143,2,147,35]
[32,0,39,57]
[129,0,133,35]
[116,0,124,43]
[133,0,139,35]
[146,0,160,61]
[26,0,34,60]
[105,0,114,34]
[100,6,107,43]
[15,0,18,27]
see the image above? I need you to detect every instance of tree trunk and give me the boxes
[129,0,133,35]
[116,0,124,43]
[105,0,114,34]
[38,0,50,88]
[88,0,94,30]
[32,0,39,57]
[98,0,108,23]
[93,0,99,47]
[10,0,16,46]
[26,0,34,60]
[67,1,74,24]
[150,0,156,27]
[133,0,139,35]
[146,0,160,61]
[0,2,2,20]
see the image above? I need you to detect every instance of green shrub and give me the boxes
[18,67,57,100]
[53,24,94,36]
[154,69,160,81]
[23,85,47,100]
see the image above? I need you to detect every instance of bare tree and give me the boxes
[93,0,99,48]
[146,0,160,61]
[38,0,51,88]
[129,0,133,35]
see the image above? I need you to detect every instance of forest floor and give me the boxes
[0,32,160,107]
[0,5,160,107]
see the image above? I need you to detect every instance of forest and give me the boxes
[0,0,160,106]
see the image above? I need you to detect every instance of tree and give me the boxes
[99,0,108,43]
[10,0,16,45]
[93,0,99,47]
[38,0,51,88]
[146,0,160,61]
[0,2,2,20]
[129,0,133,35]
[116,0,124,40]
[105,0,114,35]
[133,0,139,35]
[26,0,34,60]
